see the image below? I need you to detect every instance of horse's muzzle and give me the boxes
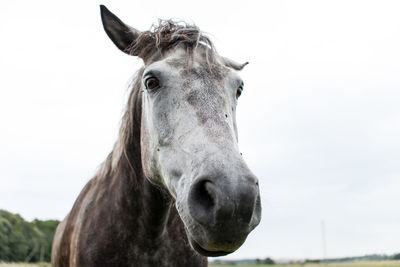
[185,170,261,255]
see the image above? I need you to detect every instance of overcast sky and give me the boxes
[0,0,399,261]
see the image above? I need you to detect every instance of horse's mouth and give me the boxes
[188,236,232,257]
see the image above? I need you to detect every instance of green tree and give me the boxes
[0,209,59,262]
[264,257,275,265]
[0,216,12,260]
[32,219,60,262]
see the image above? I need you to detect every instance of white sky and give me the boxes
[1,0,399,261]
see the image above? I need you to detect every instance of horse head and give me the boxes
[101,5,261,257]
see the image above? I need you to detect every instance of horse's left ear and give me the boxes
[222,57,249,71]
[100,5,141,56]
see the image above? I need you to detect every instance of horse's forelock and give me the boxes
[126,20,217,63]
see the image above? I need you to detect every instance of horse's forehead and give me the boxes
[162,47,228,79]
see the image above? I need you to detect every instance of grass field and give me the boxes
[1,261,399,267]
[209,262,400,267]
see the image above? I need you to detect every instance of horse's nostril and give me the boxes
[188,180,216,225]
[200,181,215,209]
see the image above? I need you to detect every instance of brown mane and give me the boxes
[126,20,217,62]
[100,68,144,184]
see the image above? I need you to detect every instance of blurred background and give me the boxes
[0,0,399,263]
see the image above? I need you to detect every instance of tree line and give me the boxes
[0,209,59,262]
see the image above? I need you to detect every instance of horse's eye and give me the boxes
[236,85,243,99]
[145,77,160,90]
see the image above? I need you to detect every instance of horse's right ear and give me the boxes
[100,5,141,56]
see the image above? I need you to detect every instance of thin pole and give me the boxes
[321,220,327,263]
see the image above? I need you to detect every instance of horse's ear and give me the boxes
[100,5,141,55]
[222,57,249,71]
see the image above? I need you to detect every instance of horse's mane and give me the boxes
[127,20,217,62]
[97,68,143,181]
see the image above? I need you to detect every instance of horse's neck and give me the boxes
[109,155,173,241]
[105,155,206,266]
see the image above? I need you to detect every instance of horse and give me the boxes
[51,5,261,267]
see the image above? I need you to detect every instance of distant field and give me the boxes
[210,261,400,267]
[1,261,399,267]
